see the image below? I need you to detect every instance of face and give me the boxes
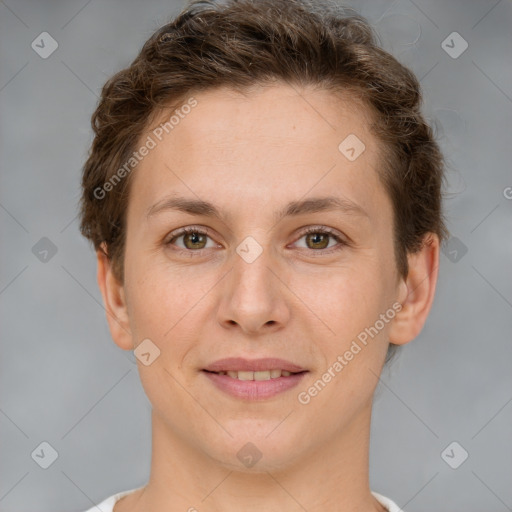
[105,83,415,471]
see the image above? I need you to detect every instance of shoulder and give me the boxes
[82,487,144,512]
[371,490,406,512]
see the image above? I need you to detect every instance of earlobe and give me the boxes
[388,233,440,346]
[96,243,133,351]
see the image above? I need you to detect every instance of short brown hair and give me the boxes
[79,0,448,362]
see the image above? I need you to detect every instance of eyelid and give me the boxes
[290,225,349,253]
[165,224,349,253]
[297,225,346,242]
[165,225,218,247]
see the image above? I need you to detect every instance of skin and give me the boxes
[96,83,439,512]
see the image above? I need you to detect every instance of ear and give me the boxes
[96,243,133,351]
[388,233,440,345]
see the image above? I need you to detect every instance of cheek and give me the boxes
[297,276,391,408]
[297,261,394,396]
[124,257,218,369]
[295,262,390,334]
[124,268,199,404]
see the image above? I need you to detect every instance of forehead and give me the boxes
[127,83,387,223]
[147,84,374,151]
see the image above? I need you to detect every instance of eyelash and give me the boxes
[165,225,348,256]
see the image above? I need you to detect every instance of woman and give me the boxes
[79,0,447,510]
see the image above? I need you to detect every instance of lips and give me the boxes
[203,368,307,400]
[202,357,308,400]
[203,357,306,373]
[211,369,296,380]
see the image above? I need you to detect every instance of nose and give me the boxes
[217,246,291,335]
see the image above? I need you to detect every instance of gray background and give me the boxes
[1,0,511,510]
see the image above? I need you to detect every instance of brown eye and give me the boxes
[305,232,330,250]
[182,231,207,249]
[294,227,347,253]
[166,227,216,252]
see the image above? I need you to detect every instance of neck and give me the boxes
[118,401,385,512]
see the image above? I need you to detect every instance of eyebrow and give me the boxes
[146,195,369,224]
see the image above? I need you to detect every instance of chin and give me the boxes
[205,429,304,472]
